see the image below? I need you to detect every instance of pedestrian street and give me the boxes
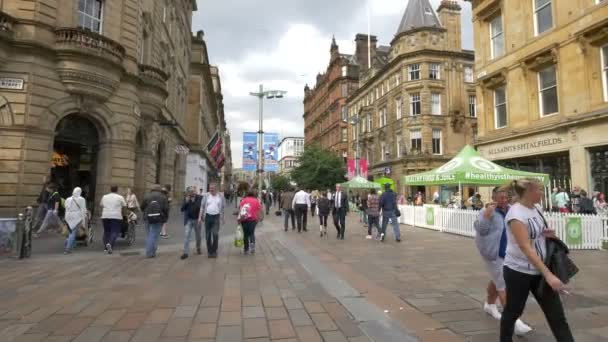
[1,212,608,341]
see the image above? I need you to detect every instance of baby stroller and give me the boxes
[74,212,94,247]
[120,210,137,246]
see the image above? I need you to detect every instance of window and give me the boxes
[396,97,403,119]
[341,84,348,97]
[469,95,477,118]
[494,87,507,128]
[464,66,474,83]
[381,83,385,96]
[341,128,348,142]
[429,63,441,80]
[410,93,421,116]
[538,65,558,116]
[490,15,504,59]
[379,108,387,127]
[341,66,348,77]
[352,126,357,140]
[534,0,553,35]
[432,129,442,155]
[431,93,441,115]
[78,0,103,33]
[381,142,387,161]
[396,136,402,157]
[396,72,402,85]
[410,130,422,152]
[341,106,348,122]
[367,113,373,131]
[375,87,380,99]
[409,64,420,80]
[602,45,608,102]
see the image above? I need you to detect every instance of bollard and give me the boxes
[8,207,33,259]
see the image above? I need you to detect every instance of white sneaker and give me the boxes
[365,235,372,239]
[483,302,502,320]
[514,319,532,336]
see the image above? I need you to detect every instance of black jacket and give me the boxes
[181,195,202,223]
[141,190,169,223]
[538,237,579,295]
[331,191,348,212]
[317,197,331,216]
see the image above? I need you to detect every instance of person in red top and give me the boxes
[238,191,263,254]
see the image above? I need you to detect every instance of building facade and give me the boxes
[0,0,228,216]
[187,32,231,193]
[468,0,608,194]
[347,0,477,196]
[303,37,360,157]
[278,136,304,174]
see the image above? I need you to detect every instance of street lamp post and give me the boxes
[249,84,287,201]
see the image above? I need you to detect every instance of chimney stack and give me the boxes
[355,34,377,70]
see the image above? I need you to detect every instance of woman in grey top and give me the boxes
[500,178,573,342]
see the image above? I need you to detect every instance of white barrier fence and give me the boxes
[398,205,608,250]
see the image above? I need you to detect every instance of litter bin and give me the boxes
[0,207,33,259]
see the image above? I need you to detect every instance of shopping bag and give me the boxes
[234,225,244,247]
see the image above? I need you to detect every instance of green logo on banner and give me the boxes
[426,207,435,226]
[565,217,582,245]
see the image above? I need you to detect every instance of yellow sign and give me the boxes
[52,152,70,167]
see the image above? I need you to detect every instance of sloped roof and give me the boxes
[396,0,442,35]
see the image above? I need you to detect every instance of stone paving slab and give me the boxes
[2,212,608,341]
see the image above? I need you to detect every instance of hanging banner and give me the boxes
[242,132,258,172]
[263,133,279,172]
[565,217,582,245]
[346,159,369,180]
[426,206,435,226]
[360,159,368,179]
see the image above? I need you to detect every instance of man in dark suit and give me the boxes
[332,184,348,239]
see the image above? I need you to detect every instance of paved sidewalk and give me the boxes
[1,211,608,341]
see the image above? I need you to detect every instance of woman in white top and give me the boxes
[100,185,127,254]
[126,188,140,211]
[64,187,87,254]
[500,178,573,342]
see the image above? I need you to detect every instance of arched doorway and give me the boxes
[52,115,100,212]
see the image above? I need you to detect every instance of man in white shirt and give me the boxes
[100,185,127,254]
[198,183,225,258]
[292,187,310,233]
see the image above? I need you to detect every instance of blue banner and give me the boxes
[263,133,279,172]
[242,132,258,171]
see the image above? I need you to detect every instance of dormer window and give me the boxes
[424,7,433,15]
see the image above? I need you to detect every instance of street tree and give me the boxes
[291,145,346,190]
[271,174,291,191]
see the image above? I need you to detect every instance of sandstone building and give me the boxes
[278,136,304,175]
[467,0,608,194]
[303,37,360,158]
[0,0,229,216]
[347,0,477,196]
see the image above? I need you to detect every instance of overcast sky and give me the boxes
[192,0,474,168]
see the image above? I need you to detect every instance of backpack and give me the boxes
[239,203,253,222]
[50,192,66,208]
[146,200,163,224]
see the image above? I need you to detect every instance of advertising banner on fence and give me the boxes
[242,132,258,172]
[565,217,582,245]
[263,133,279,172]
[426,206,435,226]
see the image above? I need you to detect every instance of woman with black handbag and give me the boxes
[499,178,574,342]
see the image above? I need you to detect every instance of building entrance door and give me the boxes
[51,115,99,214]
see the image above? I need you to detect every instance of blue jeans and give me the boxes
[64,223,79,252]
[381,211,401,240]
[183,219,202,255]
[145,222,162,257]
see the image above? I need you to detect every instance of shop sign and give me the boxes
[0,78,24,90]
[480,135,567,159]
[52,152,70,167]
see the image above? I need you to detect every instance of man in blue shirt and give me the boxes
[379,183,401,242]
